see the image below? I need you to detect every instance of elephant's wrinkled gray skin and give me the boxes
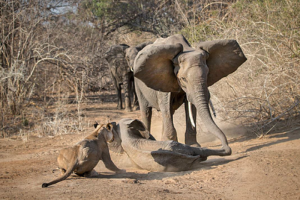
[109,118,232,172]
[104,44,137,111]
[133,34,247,155]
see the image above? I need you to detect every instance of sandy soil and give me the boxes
[0,101,299,200]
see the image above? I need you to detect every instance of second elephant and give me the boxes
[104,44,137,111]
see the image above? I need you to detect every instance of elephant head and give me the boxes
[125,41,153,71]
[133,34,247,154]
[107,120,156,154]
[104,44,129,63]
[104,44,130,78]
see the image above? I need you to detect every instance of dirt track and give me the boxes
[0,102,299,200]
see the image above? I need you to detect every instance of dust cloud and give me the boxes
[150,104,248,145]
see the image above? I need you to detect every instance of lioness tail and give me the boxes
[42,154,78,188]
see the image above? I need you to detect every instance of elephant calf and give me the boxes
[109,118,232,172]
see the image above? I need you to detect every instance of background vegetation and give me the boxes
[1,0,299,137]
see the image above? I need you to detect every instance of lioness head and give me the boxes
[95,122,124,153]
[94,122,114,143]
[103,123,114,143]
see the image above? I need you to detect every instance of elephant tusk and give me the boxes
[188,101,196,128]
[209,100,216,118]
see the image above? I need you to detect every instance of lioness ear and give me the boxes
[105,123,114,143]
[94,122,99,129]
[106,123,113,131]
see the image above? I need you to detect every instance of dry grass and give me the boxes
[1,0,299,137]
[0,92,90,140]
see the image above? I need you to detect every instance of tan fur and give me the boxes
[42,123,123,188]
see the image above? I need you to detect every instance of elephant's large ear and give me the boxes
[134,43,183,92]
[195,40,247,86]
[128,119,153,139]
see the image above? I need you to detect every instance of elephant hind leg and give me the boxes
[132,82,139,110]
[116,84,123,110]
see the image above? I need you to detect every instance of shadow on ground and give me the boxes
[60,154,247,183]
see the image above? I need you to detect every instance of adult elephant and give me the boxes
[133,34,247,155]
[108,118,231,172]
[125,42,216,122]
[104,44,137,111]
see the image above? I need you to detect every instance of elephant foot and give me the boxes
[125,108,132,112]
[220,146,232,156]
[185,138,201,147]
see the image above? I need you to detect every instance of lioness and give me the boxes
[42,123,123,188]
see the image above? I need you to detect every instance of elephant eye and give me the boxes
[181,77,187,83]
[179,77,187,88]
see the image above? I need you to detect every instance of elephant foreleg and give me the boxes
[132,81,139,110]
[117,85,122,110]
[135,80,152,131]
[111,73,123,110]
[184,99,199,147]
[123,73,132,112]
[160,93,177,142]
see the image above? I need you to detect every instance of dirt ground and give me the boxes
[0,100,300,200]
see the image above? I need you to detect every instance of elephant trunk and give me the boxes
[191,82,231,156]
